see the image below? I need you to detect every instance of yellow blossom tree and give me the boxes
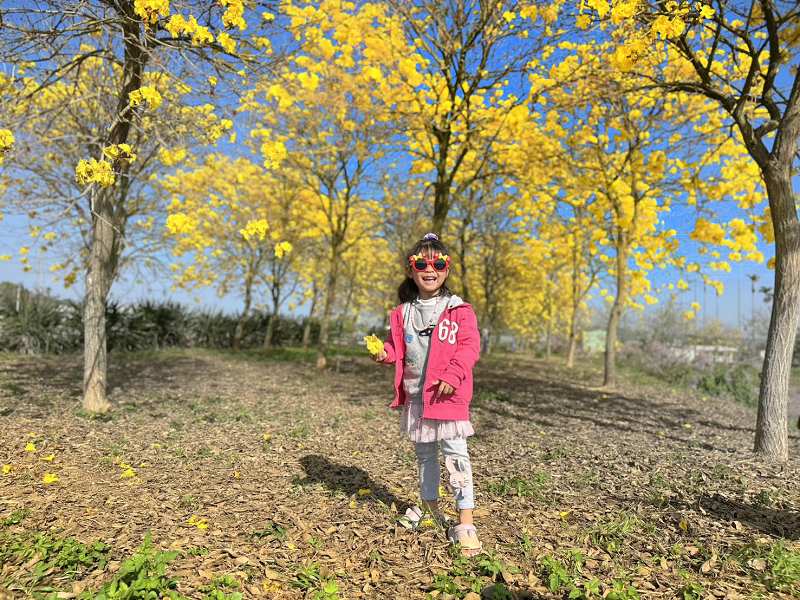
[0,1,274,413]
[582,0,800,460]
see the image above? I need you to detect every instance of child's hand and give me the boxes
[372,349,387,362]
[433,380,454,399]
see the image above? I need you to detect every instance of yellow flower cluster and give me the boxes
[274,240,293,258]
[165,212,197,235]
[165,14,214,46]
[217,31,236,53]
[219,0,247,30]
[134,0,170,24]
[75,158,115,187]
[129,85,163,110]
[363,334,384,356]
[103,143,137,164]
[240,218,269,241]
[0,129,14,164]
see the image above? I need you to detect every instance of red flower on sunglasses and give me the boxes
[409,253,450,272]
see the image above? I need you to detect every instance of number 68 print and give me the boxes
[437,319,459,344]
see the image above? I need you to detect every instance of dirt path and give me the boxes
[1,350,798,599]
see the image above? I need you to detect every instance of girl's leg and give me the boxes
[414,441,440,510]
[441,438,475,522]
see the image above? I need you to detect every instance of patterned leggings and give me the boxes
[415,438,475,510]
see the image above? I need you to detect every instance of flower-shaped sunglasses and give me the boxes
[408,253,450,272]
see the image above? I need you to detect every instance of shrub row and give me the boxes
[0,283,331,354]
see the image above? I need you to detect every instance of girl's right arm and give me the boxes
[379,328,396,363]
[377,310,399,363]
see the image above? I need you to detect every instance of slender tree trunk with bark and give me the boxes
[317,253,340,368]
[82,188,118,413]
[431,125,452,235]
[263,314,276,350]
[82,10,145,413]
[264,283,281,349]
[302,284,318,349]
[233,273,254,351]
[604,240,628,388]
[754,168,800,461]
[566,243,580,368]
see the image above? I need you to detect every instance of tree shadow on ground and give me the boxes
[472,363,750,451]
[698,493,800,540]
[0,353,218,412]
[298,454,406,510]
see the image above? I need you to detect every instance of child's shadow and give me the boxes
[298,454,406,510]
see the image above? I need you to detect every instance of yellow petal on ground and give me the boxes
[42,454,55,462]
[42,473,59,484]
[2,464,12,474]
[357,488,372,496]
[120,468,136,478]
[25,442,36,453]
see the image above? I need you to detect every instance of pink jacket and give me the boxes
[381,295,480,421]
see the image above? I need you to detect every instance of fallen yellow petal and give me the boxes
[25,442,36,453]
[42,473,59,484]
[357,488,372,496]
[42,454,56,462]
[120,468,136,478]
[2,464,12,474]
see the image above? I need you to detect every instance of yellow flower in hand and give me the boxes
[363,335,384,356]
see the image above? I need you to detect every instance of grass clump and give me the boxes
[83,532,184,600]
[0,530,108,588]
[486,473,550,498]
[737,539,800,594]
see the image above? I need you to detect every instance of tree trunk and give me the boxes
[82,8,145,413]
[754,169,800,461]
[264,282,281,349]
[431,125,452,235]
[82,189,117,413]
[232,275,254,351]
[604,241,628,388]
[567,242,580,368]
[317,255,340,368]
[566,327,578,368]
[263,313,276,350]
[302,284,318,349]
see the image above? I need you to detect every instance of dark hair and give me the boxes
[398,233,453,303]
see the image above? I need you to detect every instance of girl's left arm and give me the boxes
[438,307,480,390]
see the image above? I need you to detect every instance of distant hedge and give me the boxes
[0,283,326,354]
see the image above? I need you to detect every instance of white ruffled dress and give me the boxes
[399,295,474,443]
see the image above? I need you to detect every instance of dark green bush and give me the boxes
[697,363,760,407]
[0,283,326,354]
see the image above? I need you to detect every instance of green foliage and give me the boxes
[0,283,81,353]
[737,540,800,594]
[1,508,30,527]
[537,552,600,599]
[251,520,288,541]
[588,513,646,554]
[84,532,184,600]
[0,530,108,586]
[0,283,329,354]
[291,562,339,599]
[201,574,242,600]
[697,363,760,407]
[605,580,640,600]
[486,473,550,498]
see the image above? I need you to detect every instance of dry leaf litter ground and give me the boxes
[0,349,799,599]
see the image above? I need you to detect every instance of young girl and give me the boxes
[373,233,482,556]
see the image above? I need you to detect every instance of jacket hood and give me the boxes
[447,294,465,309]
